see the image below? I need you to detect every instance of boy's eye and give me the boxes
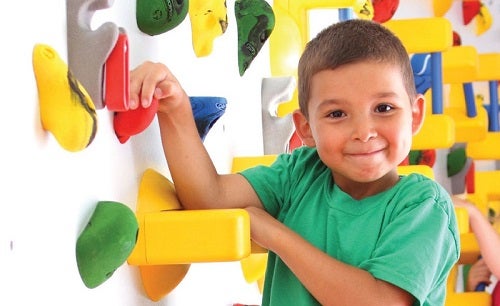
[375,104,393,113]
[328,110,345,118]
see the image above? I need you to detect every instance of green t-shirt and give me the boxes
[240,146,459,306]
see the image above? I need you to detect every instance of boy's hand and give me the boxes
[129,61,188,113]
[467,258,492,291]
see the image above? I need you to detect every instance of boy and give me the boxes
[130,19,459,306]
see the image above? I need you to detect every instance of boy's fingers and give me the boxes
[129,62,180,109]
[128,62,164,109]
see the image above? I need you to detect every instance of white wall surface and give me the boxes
[1,0,499,305]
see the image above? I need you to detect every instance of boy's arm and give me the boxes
[453,196,500,279]
[130,62,262,210]
[246,207,414,306]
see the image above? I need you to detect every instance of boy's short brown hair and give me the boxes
[298,19,417,118]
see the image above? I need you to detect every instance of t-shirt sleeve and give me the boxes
[239,153,290,217]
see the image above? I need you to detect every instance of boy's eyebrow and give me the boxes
[319,91,400,105]
[372,91,400,99]
[317,98,342,107]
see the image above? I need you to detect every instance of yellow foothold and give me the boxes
[139,264,190,302]
[189,0,228,57]
[32,44,97,152]
[128,169,190,301]
[240,252,268,283]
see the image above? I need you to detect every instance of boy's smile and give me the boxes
[294,60,425,198]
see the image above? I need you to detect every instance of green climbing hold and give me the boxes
[235,0,275,76]
[447,147,467,177]
[76,201,138,288]
[136,0,189,36]
[408,150,422,165]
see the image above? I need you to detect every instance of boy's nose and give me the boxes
[351,119,377,142]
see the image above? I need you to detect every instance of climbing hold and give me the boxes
[411,53,432,95]
[447,147,467,177]
[475,3,493,35]
[113,97,159,143]
[408,149,436,167]
[463,0,481,25]
[136,0,189,36]
[235,0,275,76]
[76,201,138,289]
[128,169,190,301]
[433,0,453,16]
[353,0,374,21]
[104,29,130,112]
[261,77,296,154]
[453,31,462,46]
[372,0,399,23]
[66,0,120,109]
[32,44,97,152]
[139,265,190,301]
[188,0,228,57]
[465,160,475,194]
[190,96,227,141]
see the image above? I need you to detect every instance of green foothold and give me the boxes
[408,150,422,165]
[76,201,138,289]
[235,0,275,76]
[447,147,467,177]
[136,0,189,36]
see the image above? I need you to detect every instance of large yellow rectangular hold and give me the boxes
[383,18,453,53]
[231,155,278,173]
[477,53,500,81]
[411,114,455,150]
[442,46,478,84]
[474,171,500,201]
[446,265,491,306]
[130,209,251,265]
[459,232,480,264]
[444,106,488,143]
[397,165,435,180]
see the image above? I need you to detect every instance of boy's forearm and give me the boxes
[157,107,221,210]
[467,206,500,278]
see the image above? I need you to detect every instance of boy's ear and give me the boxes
[411,94,426,135]
[292,110,316,147]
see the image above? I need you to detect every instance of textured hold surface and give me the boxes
[235,0,275,76]
[189,0,228,57]
[66,0,119,109]
[136,0,189,35]
[190,96,227,140]
[76,201,138,289]
[32,44,97,152]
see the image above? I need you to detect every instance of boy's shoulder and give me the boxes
[397,173,450,201]
[276,146,327,175]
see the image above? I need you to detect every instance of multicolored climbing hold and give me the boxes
[136,0,189,36]
[32,44,97,152]
[409,149,437,167]
[189,0,228,57]
[190,96,227,141]
[411,53,432,95]
[235,0,275,76]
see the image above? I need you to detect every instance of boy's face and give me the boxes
[293,61,424,195]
